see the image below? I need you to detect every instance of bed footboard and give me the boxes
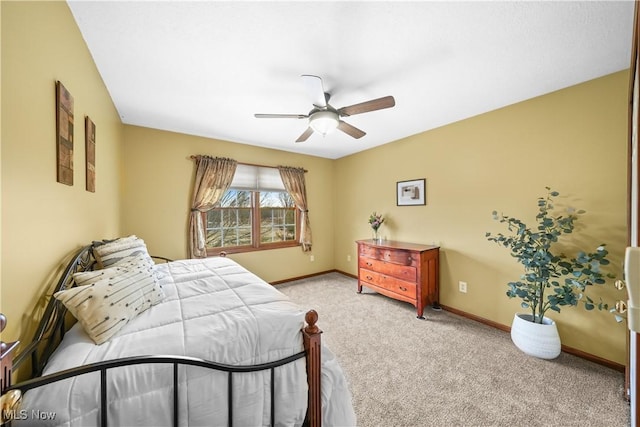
[1,310,323,427]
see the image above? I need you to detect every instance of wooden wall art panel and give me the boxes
[56,81,74,186]
[85,117,96,192]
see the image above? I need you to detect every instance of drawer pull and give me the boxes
[399,286,407,292]
[366,275,373,281]
[366,262,373,267]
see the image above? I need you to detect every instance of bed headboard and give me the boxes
[9,243,175,382]
[13,245,96,379]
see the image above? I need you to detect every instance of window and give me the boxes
[204,165,300,255]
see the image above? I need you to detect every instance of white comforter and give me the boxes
[16,257,356,426]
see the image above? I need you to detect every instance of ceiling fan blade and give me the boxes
[337,120,366,139]
[337,96,396,117]
[254,113,307,119]
[301,74,327,108]
[295,127,314,143]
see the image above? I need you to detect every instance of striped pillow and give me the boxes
[92,235,153,269]
[55,260,165,345]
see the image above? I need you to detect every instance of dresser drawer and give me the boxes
[359,269,416,299]
[358,244,380,259]
[359,257,417,282]
[359,245,414,266]
[380,249,414,266]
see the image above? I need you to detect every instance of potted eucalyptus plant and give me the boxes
[486,187,619,359]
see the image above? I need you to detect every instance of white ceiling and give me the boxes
[67,1,635,159]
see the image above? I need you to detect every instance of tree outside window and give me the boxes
[204,189,299,255]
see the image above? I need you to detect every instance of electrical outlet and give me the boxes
[459,281,468,293]
[310,255,315,262]
[347,255,351,262]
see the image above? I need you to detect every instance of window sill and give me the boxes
[206,242,300,257]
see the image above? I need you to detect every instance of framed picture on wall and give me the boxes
[396,178,426,206]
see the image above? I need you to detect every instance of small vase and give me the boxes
[372,229,381,243]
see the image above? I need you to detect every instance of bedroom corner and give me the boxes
[120,124,336,283]
[333,70,629,365]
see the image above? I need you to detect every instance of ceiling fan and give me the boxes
[254,75,395,143]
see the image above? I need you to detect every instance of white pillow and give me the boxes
[56,261,165,345]
[92,235,153,269]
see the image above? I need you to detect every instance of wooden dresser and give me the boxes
[356,239,440,319]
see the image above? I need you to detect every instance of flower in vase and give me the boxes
[368,212,385,231]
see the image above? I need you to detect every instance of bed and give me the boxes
[0,237,356,426]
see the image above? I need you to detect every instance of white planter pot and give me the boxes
[510,313,561,359]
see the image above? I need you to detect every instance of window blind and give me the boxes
[229,164,286,192]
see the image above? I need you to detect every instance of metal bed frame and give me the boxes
[0,244,322,426]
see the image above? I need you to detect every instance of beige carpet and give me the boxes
[276,272,630,427]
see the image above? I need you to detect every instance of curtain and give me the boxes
[278,166,312,252]
[188,156,237,258]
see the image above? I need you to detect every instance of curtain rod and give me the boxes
[189,156,307,173]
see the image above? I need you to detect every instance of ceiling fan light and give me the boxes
[309,111,339,136]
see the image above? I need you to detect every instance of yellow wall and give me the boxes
[121,125,334,282]
[1,2,123,343]
[334,71,629,364]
